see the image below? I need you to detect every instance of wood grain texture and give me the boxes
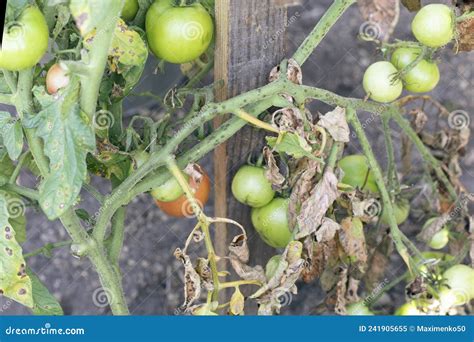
[214,0,289,266]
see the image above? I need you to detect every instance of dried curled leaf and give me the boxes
[296,171,340,239]
[229,257,266,284]
[302,237,338,283]
[334,268,348,315]
[271,107,305,136]
[338,217,368,265]
[357,0,400,41]
[315,217,340,242]
[456,17,474,52]
[268,58,302,85]
[263,147,286,189]
[229,234,249,263]
[317,107,350,143]
[174,248,201,309]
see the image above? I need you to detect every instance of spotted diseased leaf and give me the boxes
[0,112,24,161]
[3,192,26,244]
[334,267,348,315]
[338,217,368,264]
[229,257,266,284]
[317,107,350,143]
[23,82,95,220]
[28,269,63,316]
[174,248,201,309]
[271,107,305,136]
[263,147,286,189]
[109,19,148,71]
[315,217,340,243]
[70,0,119,36]
[357,0,400,41]
[0,191,33,308]
[456,17,474,52]
[52,4,71,39]
[296,171,339,239]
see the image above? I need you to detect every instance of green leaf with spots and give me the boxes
[23,81,95,220]
[0,191,33,308]
[3,192,27,244]
[27,269,64,315]
[0,111,24,161]
[70,0,117,36]
[266,133,320,161]
[109,19,148,70]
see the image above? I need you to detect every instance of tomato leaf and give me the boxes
[0,112,24,161]
[317,107,350,143]
[400,0,421,11]
[3,192,27,244]
[70,0,115,36]
[52,4,72,39]
[27,269,64,316]
[23,82,95,220]
[266,133,319,160]
[456,17,474,52]
[109,19,148,70]
[0,191,33,308]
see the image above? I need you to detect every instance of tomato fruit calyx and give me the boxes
[231,165,275,208]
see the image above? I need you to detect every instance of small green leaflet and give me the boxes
[0,191,33,308]
[23,82,95,220]
[0,150,15,187]
[27,269,64,316]
[266,132,320,161]
[0,111,24,161]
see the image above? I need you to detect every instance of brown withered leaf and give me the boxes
[229,234,249,263]
[271,107,305,136]
[268,58,302,84]
[468,216,474,268]
[410,108,428,133]
[195,258,213,291]
[338,217,368,264]
[288,159,320,229]
[357,0,400,41]
[296,171,339,239]
[317,107,350,143]
[364,233,392,292]
[302,238,339,283]
[174,248,201,309]
[352,198,383,223]
[315,217,340,242]
[456,17,474,52]
[346,277,361,303]
[334,267,348,315]
[229,257,267,284]
[400,0,421,11]
[263,147,286,190]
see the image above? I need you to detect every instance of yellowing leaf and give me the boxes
[229,287,245,315]
[0,191,33,308]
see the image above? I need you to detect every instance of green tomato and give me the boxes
[251,198,292,248]
[346,301,374,316]
[391,47,440,93]
[122,0,139,21]
[411,4,454,48]
[395,301,425,315]
[146,2,214,64]
[0,6,49,71]
[440,264,474,307]
[338,155,379,193]
[363,61,403,103]
[422,218,449,250]
[231,165,275,208]
[380,199,410,226]
[151,174,188,202]
[265,255,282,280]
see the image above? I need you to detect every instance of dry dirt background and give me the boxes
[1,0,473,315]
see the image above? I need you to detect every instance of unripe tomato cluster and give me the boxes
[363,4,454,103]
[231,165,292,248]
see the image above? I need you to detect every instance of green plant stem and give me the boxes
[83,183,105,204]
[346,108,413,268]
[9,152,29,184]
[390,109,457,201]
[108,206,126,266]
[166,157,220,301]
[78,2,123,120]
[1,183,39,201]
[325,141,344,172]
[381,112,399,193]
[293,0,356,65]
[24,241,72,259]
[219,280,262,289]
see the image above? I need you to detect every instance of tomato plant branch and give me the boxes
[346,107,414,270]
[1,183,39,201]
[293,0,356,65]
[108,207,127,267]
[381,112,400,194]
[390,109,458,200]
[24,240,72,259]
[219,279,262,290]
